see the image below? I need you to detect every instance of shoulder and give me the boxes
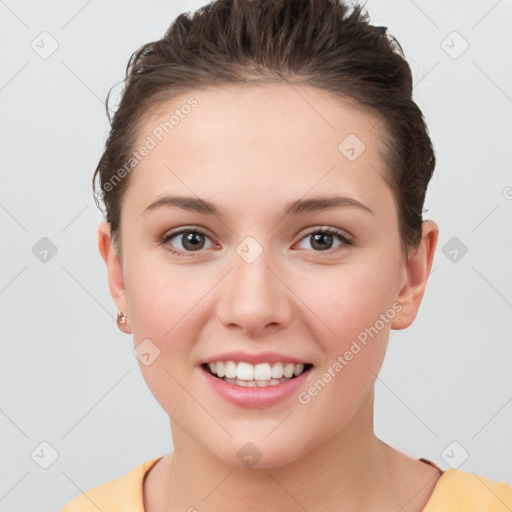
[423,467,512,512]
[59,457,162,512]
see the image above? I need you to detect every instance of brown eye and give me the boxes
[310,232,335,251]
[161,228,214,254]
[180,231,206,251]
[296,229,353,252]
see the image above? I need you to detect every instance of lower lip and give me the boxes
[201,366,311,408]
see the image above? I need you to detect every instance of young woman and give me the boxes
[60,0,512,510]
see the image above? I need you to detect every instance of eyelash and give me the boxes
[159,226,354,257]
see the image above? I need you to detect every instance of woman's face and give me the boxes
[99,83,437,467]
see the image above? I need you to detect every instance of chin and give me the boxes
[204,434,310,470]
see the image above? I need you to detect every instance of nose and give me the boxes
[215,245,293,337]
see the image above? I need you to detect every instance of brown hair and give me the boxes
[93,0,435,260]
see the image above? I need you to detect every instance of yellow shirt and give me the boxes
[59,456,512,511]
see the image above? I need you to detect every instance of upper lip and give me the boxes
[201,351,311,366]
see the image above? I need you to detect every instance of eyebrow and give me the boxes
[142,194,374,217]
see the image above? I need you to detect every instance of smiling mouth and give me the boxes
[201,361,314,387]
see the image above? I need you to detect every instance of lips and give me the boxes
[201,350,311,366]
[200,362,313,408]
[199,350,314,406]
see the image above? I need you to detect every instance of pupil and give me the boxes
[312,233,332,250]
[183,232,204,250]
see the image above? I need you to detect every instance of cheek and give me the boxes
[294,264,393,408]
[296,262,396,416]
[298,260,396,351]
[297,277,392,428]
[126,262,202,415]
[125,259,212,376]
[125,256,202,340]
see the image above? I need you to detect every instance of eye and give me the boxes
[295,228,353,252]
[160,227,216,255]
[159,226,353,257]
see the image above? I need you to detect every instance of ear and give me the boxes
[391,220,439,330]
[97,221,132,334]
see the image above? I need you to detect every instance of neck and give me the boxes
[164,391,402,512]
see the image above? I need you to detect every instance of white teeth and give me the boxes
[205,360,309,384]
[254,363,272,381]
[233,377,292,387]
[270,362,283,379]
[283,363,294,378]
[225,361,237,379]
[216,361,225,378]
[236,362,254,381]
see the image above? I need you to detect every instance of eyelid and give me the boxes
[161,225,214,240]
[298,225,353,240]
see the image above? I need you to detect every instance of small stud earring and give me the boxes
[117,310,128,332]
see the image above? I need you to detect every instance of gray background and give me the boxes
[1,0,511,510]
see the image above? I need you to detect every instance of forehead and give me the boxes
[140,82,384,150]
[125,82,394,217]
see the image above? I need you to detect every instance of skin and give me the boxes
[98,82,440,512]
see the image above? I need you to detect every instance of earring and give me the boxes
[117,310,129,332]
